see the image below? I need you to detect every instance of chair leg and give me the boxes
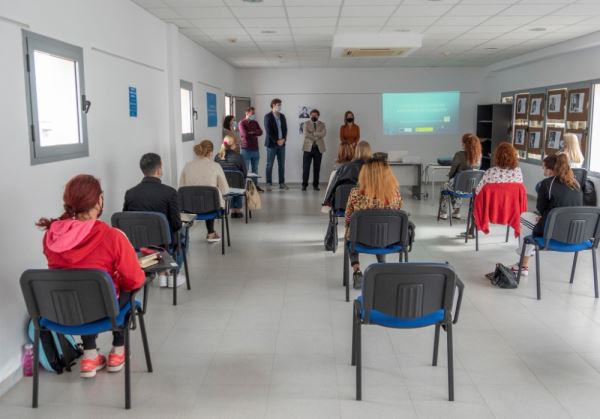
[432,324,440,367]
[448,199,453,227]
[345,245,350,303]
[172,267,177,306]
[535,246,541,300]
[124,325,131,409]
[505,225,510,242]
[404,250,409,262]
[475,226,479,252]
[182,242,191,291]
[32,327,40,408]
[570,252,579,284]
[517,241,528,285]
[245,196,248,224]
[465,199,472,244]
[221,216,225,255]
[437,193,443,222]
[355,320,362,401]
[592,249,598,298]
[138,309,153,373]
[225,214,231,247]
[446,321,454,402]
[351,304,357,366]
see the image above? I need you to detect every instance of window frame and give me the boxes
[22,30,89,165]
[180,80,195,142]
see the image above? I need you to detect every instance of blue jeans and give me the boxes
[230,195,243,209]
[241,149,260,186]
[266,146,285,185]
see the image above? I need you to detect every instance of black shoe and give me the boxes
[301,186,307,191]
[231,212,243,219]
[352,270,363,290]
[256,185,265,193]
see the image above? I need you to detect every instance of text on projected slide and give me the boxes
[382,91,460,135]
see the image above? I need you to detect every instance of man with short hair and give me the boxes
[302,109,326,191]
[264,98,288,191]
[123,153,184,288]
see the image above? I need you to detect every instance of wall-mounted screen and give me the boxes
[382,91,460,135]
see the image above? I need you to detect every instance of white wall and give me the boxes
[0,0,236,391]
[240,67,485,183]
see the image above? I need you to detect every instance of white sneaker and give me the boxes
[158,274,168,288]
[168,273,186,288]
[452,210,461,219]
[439,212,448,220]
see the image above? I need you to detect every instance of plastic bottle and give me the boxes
[22,344,34,377]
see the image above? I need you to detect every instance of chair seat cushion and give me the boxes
[40,301,141,336]
[334,210,345,217]
[349,242,403,255]
[441,190,472,199]
[195,210,222,221]
[532,236,593,252]
[357,296,445,328]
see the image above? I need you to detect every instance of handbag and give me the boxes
[324,217,337,252]
[487,263,519,289]
[246,180,262,210]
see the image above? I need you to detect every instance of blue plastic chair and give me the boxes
[343,209,411,302]
[437,170,484,227]
[352,263,464,401]
[20,269,152,410]
[517,206,600,300]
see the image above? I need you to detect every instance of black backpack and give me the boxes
[486,264,519,289]
[27,319,83,373]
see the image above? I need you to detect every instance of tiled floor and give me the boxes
[2,187,600,418]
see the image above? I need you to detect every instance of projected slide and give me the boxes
[382,91,460,135]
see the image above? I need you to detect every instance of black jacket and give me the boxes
[123,177,181,235]
[264,112,287,148]
[323,159,365,206]
[214,149,247,177]
[533,176,583,236]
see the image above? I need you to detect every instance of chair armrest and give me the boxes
[453,277,465,324]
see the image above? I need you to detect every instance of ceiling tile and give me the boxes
[393,5,453,17]
[435,16,493,26]
[239,18,290,27]
[289,17,338,27]
[223,0,283,5]
[287,6,339,18]
[500,4,565,16]
[191,18,239,28]
[341,6,397,17]
[484,15,538,25]
[230,6,286,18]
[176,6,233,18]
[148,7,180,18]
[336,26,382,33]
[338,17,387,26]
[387,16,439,25]
[164,0,223,6]
[446,5,509,16]
[132,0,167,7]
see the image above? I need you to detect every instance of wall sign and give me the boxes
[206,92,217,127]
[129,86,137,118]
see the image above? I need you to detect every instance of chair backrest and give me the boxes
[111,211,171,249]
[572,168,587,188]
[178,186,221,213]
[20,269,119,328]
[333,184,355,212]
[453,170,485,193]
[543,206,600,245]
[224,170,245,189]
[349,209,409,249]
[362,263,458,324]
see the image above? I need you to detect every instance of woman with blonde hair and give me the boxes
[439,133,482,220]
[215,135,247,218]
[345,157,402,288]
[561,133,584,168]
[180,140,229,242]
[323,141,372,207]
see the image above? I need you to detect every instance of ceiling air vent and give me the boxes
[344,48,412,57]
[332,33,421,59]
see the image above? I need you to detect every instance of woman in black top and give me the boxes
[512,153,582,275]
[215,135,247,218]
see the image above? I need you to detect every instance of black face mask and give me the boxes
[346,117,354,123]
[311,116,318,122]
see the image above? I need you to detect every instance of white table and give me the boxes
[425,165,451,201]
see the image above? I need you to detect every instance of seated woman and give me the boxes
[345,157,403,289]
[476,143,523,195]
[214,135,247,219]
[37,174,145,378]
[561,133,585,168]
[180,140,230,242]
[439,133,482,220]
[512,153,582,275]
[323,141,372,208]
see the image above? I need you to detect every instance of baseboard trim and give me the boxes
[0,365,22,398]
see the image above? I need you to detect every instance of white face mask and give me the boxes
[274,105,281,112]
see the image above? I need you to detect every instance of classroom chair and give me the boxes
[329,183,355,253]
[224,170,251,224]
[437,170,484,227]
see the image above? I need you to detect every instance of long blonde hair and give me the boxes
[358,159,399,204]
[354,141,372,161]
[562,133,584,165]
[218,135,237,160]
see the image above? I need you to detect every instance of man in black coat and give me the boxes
[264,98,288,191]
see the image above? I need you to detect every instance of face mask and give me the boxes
[311,116,318,122]
[346,117,354,123]
[248,114,256,121]
[274,105,281,112]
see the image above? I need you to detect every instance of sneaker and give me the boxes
[439,212,448,220]
[510,264,529,276]
[279,184,290,190]
[231,212,244,219]
[168,273,186,288]
[301,186,307,191]
[107,350,125,373]
[207,232,221,243]
[459,232,475,239]
[80,353,107,378]
[313,186,320,191]
[352,270,363,290]
[266,184,273,192]
[452,209,461,219]
[256,185,265,193]
[158,273,168,288]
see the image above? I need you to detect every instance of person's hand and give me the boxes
[277,139,285,146]
[535,215,541,222]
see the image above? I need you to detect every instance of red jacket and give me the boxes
[474,183,527,237]
[42,219,145,296]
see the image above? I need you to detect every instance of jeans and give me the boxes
[266,146,285,185]
[241,149,260,185]
[81,291,131,349]
[302,144,322,188]
[230,195,243,209]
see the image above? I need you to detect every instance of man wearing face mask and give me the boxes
[264,98,288,191]
[302,109,327,191]
[239,106,264,191]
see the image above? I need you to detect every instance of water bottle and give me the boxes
[22,344,34,377]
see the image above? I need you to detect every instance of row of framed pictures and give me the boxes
[514,126,586,156]
[514,88,589,121]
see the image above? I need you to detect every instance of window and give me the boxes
[180,80,194,142]
[224,93,233,116]
[23,30,88,164]
[590,83,600,174]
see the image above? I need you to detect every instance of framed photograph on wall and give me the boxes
[527,128,544,156]
[528,93,545,120]
[544,127,564,155]
[514,128,526,147]
[547,89,566,119]
[566,88,590,121]
[515,94,529,118]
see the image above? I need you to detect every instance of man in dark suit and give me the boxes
[264,98,288,191]
[123,153,184,287]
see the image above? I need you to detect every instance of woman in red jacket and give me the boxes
[37,174,145,378]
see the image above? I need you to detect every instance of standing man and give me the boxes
[302,109,326,191]
[264,98,288,191]
[238,106,264,191]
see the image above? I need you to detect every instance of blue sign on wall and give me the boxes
[129,87,137,118]
[206,92,217,127]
